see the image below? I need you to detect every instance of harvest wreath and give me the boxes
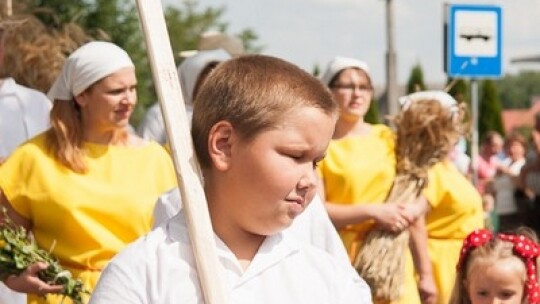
[354,91,469,302]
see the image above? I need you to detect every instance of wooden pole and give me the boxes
[134,1,228,303]
[6,0,12,16]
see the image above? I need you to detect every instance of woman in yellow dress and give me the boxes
[399,91,484,304]
[0,41,177,303]
[317,57,434,304]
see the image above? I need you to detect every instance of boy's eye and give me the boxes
[476,290,489,297]
[288,154,303,160]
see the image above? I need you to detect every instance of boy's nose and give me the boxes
[298,168,318,190]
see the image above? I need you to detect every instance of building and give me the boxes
[501,95,540,134]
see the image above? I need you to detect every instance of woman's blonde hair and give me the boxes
[45,84,128,173]
[45,99,86,173]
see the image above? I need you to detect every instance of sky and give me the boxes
[163,0,540,87]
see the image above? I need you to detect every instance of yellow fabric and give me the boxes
[422,160,484,304]
[0,134,177,304]
[318,124,420,304]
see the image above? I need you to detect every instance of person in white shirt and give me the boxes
[0,23,51,304]
[90,55,372,304]
[137,49,231,144]
[490,133,527,232]
[0,27,51,163]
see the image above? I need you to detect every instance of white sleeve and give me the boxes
[287,194,350,264]
[152,188,182,228]
[89,261,146,304]
[340,268,373,304]
[137,103,166,144]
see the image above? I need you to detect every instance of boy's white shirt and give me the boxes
[90,208,372,304]
[153,188,351,265]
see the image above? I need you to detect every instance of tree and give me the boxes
[497,71,540,109]
[165,1,226,63]
[447,78,469,105]
[365,99,380,124]
[479,79,505,139]
[406,64,426,94]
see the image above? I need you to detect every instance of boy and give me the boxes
[90,55,371,303]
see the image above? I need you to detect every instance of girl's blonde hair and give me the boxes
[450,228,540,304]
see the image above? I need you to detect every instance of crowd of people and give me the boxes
[0,18,540,304]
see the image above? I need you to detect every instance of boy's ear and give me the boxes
[207,121,234,171]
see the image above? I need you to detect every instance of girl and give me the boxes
[450,228,540,304]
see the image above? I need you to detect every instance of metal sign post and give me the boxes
[445,4,503,185]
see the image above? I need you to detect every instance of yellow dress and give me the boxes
[318,124,420,304]
[422,160,484,304]
[0,133,177,304]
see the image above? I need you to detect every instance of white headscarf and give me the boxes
[178,48,230,106]
[47,41,134,101]
[398,90,459,114]
[320,56,371,86]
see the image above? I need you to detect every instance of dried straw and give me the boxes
[354,99,468,302]
[0,13,95,93]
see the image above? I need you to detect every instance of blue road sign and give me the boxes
[447,4,502,78]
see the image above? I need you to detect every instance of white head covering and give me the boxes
[398,90,458,113]
[320,56,371,86]
[179,31,244,58]
[178,48,230,106]
[47,41,134,101]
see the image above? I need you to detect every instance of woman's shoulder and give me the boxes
[6,132,49,160]
[370,123,393,137]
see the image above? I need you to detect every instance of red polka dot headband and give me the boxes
[457,229,540,304]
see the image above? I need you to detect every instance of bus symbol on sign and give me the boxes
[459,28,491,42]
[446,4,502,78]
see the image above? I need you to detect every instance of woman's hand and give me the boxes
[418,273,438,304]
[4,262,64,296]
[372,204,413,232]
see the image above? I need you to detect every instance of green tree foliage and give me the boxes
[365,99,380,124]
[29,0,90,26]
[311,64,321,77]
[447,78,469,105]
[165,1,226,63]
[497,71,540,109]
[479,79,505,138]
[406,64,426,94]
[237,28,263,54]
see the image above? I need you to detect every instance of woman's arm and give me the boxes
[0,192,31,230]
[324,202,414,231]
[408,199,437,304]
[318,177,416,231]
[0,191,63,296]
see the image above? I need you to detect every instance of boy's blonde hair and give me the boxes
[191,55,337,169]
[450,228,540,304]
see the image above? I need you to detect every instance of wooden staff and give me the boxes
[6,0,11,16]
[134,1,228,303]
